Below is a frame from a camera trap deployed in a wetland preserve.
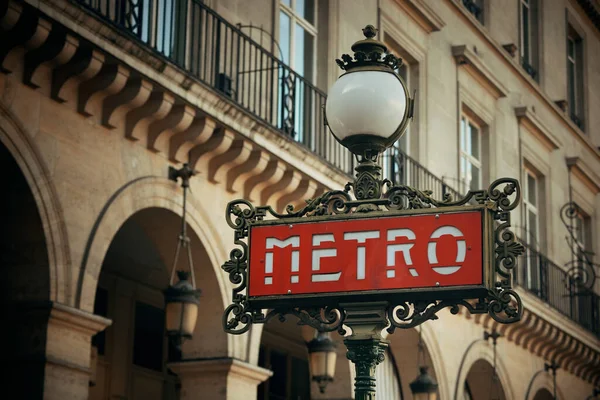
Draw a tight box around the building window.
[459,114,482,193]
[567,25,584,130]
[92,287,109,356]
[382,61,411,183]
[279,0,317,81]
[257,344,310,400]
[520,0,539,80]
[462,0,484,24]
[132,302,165,372]
[571,209,592,262]
[523,170,540,248]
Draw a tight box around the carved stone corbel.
[208,139,253,184]
[188,127,235,172]
[147,103,196,153]
[78,62,130,117]
[51,45,105,103]
[169,115,217,163]
[226,147,270,194]
[102,77,154,129]
[125,90,175,142]
[23,27,78,88]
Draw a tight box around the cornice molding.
[567,156,600,194]
[392,0,446,33]
[452,45,508,99]
[515,106,562,151]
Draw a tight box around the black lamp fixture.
[325,24,414,159]
[307,330,337,394]
[544,361,559,400]
[165,164,201,358]
[410,328,438,400]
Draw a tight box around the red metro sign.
[248,207,492,303]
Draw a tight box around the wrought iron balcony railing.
[515,241,600,336]
[76,0,353,173]
[381,148,462,200]
[76,0,471,200]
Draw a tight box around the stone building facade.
[1,0,599,399]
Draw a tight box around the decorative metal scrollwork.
[222,168,524,334]
[560,202,598,292]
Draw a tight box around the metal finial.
[362,25,378,39]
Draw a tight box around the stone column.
[3,301,111,400]
[169,357,272,400]
[44,303,112,399]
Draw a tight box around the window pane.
[295,23,305,75]
[295,24,314,79]
[132,302,165,372]
[522,5,530,61]
[469,123,479,159]
[568,59,576,112]
[568,37,575,58]
[92,287,108,356]
[269,350,287,399]
[295,0,315,24]
[279,12,291,64]
[281,0,291,6]
[290,357,310,399]
[528,209,538,245]
[471,164,480,190]
[527,173,536,206]
[460,117,466,151]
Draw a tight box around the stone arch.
[77,176,229,311]
[0,102,70,303]
[525,371,564,400]
[76,176,243,359]
[454,340,515,400]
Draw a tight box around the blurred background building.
[0,0,599,399]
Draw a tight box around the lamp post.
[221,25,523,400]
[165,164,201,359]
[307,331,337,394]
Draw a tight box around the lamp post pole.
[220,25,524,400]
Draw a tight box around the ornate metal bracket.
[221,158,524,335]
[560,202,598,293]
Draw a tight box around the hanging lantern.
[307,331,337,393]
[410,366,438,400]
[165,271,200,340]
[165,164,200,356]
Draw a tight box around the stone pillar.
[169,358,272,400]
[3,301,111,400]
[44,303,112,400]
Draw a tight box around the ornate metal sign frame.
[222,176,524,336]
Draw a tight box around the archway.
[1,140,50,397]
[89,207,226,400]
[462,359,507,400]
[532,388,554,400]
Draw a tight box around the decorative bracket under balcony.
[452,45,508,99]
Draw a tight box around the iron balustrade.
[381,148,461,201]
[76,0,468,197]
[515,241,600,336]
[76,0,353,174]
